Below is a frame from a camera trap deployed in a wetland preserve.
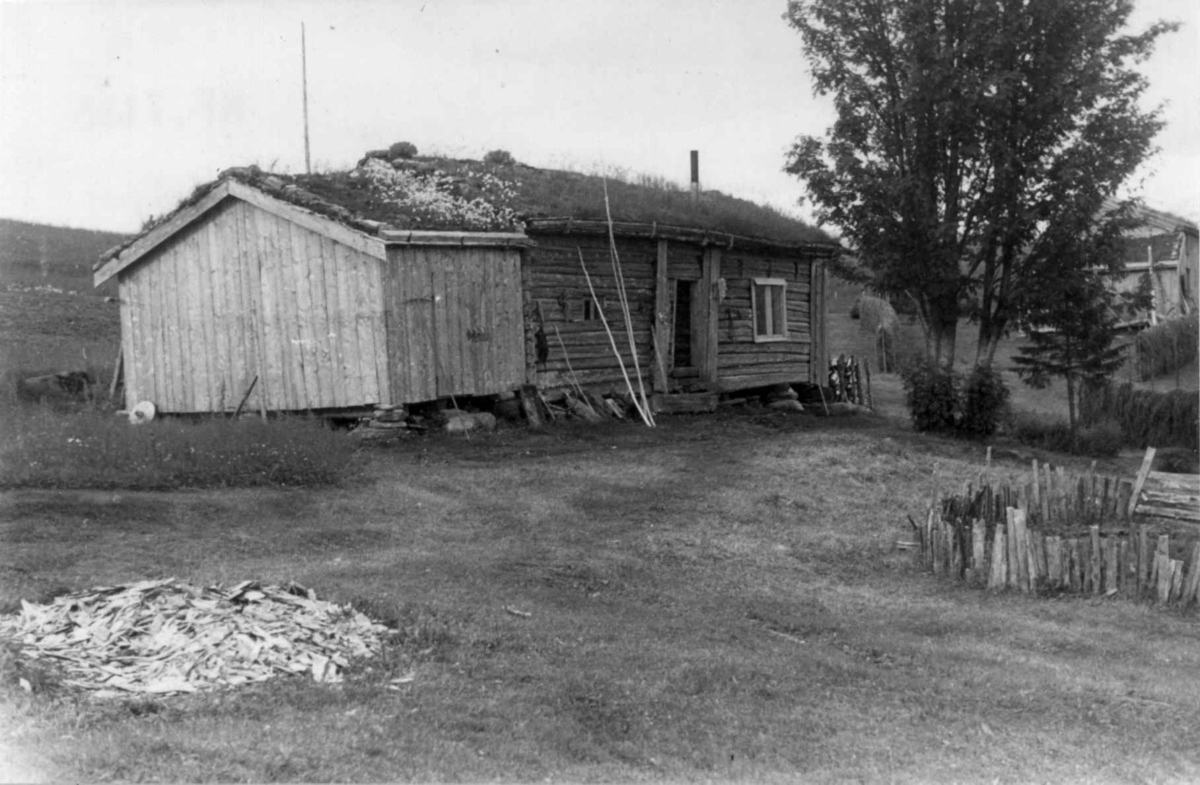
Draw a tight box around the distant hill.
[0,218,127,297]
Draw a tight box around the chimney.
[690,150,700,205]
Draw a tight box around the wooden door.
[384,246,524,402]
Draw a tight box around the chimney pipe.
[690,150,699,204]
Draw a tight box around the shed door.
[384,246,524,402]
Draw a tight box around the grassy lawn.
[2,412,1198,783]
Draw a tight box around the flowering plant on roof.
[357,158,522,231]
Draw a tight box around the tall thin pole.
[301,22,311,174]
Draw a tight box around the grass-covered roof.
[102,149,835,265]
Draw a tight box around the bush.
[1079,381,1199,451]
[0,410,358,490]
[1008,413,1124,457]
[900,359,960,433]
[387,141,418,160]
[483,149,515,166]
[1134,314,1198,380]
[960,365,1010,437]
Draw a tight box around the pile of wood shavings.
[0,578,392,699]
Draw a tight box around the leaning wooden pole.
[577,248,652,426]
[603,179,654,425]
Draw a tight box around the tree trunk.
[930,310,959,369]
[1066,372,1078,447]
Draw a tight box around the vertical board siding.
[118,284,137,407]
[195,221,219,410]
[331,242,362,406]
[117,198,390,413]
[159,241,182,409]
[383,245,524,402]
[182,229,205,410]
[252,205,285,410]
[206,217,230,409]
[276,217,306,407]
[351,242,382,404]
[319,234,345,408]
[367,249,390,405]
[231,202,263,412]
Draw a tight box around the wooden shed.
[95,153,839,415]
[94,177,530,414]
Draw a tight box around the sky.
[0,0,1196,235]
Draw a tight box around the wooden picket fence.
[916,460,1200,606]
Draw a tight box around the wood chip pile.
[0,578,392,699]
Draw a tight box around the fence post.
[1184,542,1200,606]
[971,520,986,584]
[989,528,1008,591]
[1155,535,1171,604]
[1138,525,1150,597]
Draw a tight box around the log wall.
[120,198,391,412]
[715,251,814,390]
[524,232,827,393]
[525,235,658,391]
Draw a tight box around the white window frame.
[751,277,788,342]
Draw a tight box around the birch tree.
[784,0,1176,368]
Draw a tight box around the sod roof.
[99,151,836,266]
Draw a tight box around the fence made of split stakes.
[916,460,1200,607]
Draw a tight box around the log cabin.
[94,151,840,415]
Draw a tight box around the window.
[582,298,603,322]
[751,278,787,342]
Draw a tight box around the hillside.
[0,219,126,296]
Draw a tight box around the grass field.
[2,414,1199,783]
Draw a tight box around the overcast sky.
[1,0,1196,234]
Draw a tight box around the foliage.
[483,149,515,166]
[1078,381,1199,451]
[354,158,522,231]
[960,364,1009,437]
[900,358,960,433]
[899,357,1009,437]
[1008,412,1124,457]
[387,141,418,160]
[1012,267,1135,432]
[1134,314,1199,381]
[784,0,1176,367]
[0,410,357,490]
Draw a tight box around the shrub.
[387,141,418,160]
[483,149,515,166]
[1133,314,1198,381]
[960,364,1010,437]
[0,409,358,490]
[900,359,960,433]
[1008,413,1123,457]
[1079,381,1199,451]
